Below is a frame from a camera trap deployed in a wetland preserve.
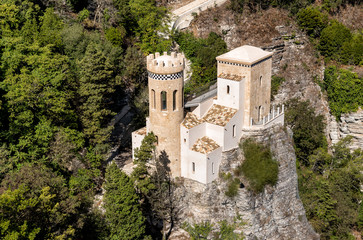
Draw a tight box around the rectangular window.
[212,162,214,174]
[184,138,186,143]
[233,125,236,137]
[192,162,195,173]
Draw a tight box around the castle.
[132,46,284,184]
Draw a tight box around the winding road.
[171,0,228,30]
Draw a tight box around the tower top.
[216,45,273,65]
[147,52,185,75]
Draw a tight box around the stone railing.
[251,105,285,128]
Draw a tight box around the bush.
[285,99,327,165]
[323,66,363,119]
[225,178,240,198]
[318,20,351,58]
[105,27,126,46]
[340,33,363,65]
[296,7,328,38]
[238,139,278,193]
[175,31,227,97]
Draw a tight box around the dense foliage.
[286,100,362,239]
[104,163,147,240]
[285,99,327,165]
[237,139,278,193]
[0,0,166,238]
[174,31,227,96]
[323,66,363,119]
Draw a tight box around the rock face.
[329,109,363,149]
[172,125,319,239]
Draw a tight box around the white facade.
[132,45,285,184]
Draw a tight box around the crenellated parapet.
[147,51,185,75]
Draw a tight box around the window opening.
[260,76,262,86]
[192,162,195,173]
[212,162,215,174]
[161,91,167,110]
[227,85,230,94]
[258,106,262,122]
[233,125,236,137]
[151,89,155,109]
[173,90,177,111]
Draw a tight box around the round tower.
[147,51,185,177]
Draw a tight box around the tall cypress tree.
[78,43,114,144]
[104,163,147,240]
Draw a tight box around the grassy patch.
[237,139,278,193]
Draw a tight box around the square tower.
[215,45,273,127]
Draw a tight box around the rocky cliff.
[171,125,319,239]
[329,108,363,150]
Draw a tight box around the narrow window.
[227,85,230,94]
[260,76,262,86]
[151,89,155,109]
[182,87,184,107]
[161,91,167,110]
[173,90,177,111]
[258,106,262,122]
[192,162,195,173]
[184,138,186,143]
[212,162,215,174]
[233,125,236,137]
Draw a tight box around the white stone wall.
[223,110,244,151]
[205,123,224,146]
[206,147,222,183]
[193,97,214,118]
[215,78,243,110]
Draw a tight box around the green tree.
[78,43,115,144]
[131,132,157,194]
[285,99,327,165]
[239,139,278,193]
[296,6,328,38]
[129,0,171,53]
[318,20,351,59]
[104,163,147,240]
[340,32,363,65]
[323,66,362,119]
[0,163,92,239]
[38,8,64,51]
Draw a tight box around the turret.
[147,51,185,177]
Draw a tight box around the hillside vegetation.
[0,0,362,239]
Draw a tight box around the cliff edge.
[172,125,319,239]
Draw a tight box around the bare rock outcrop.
[172,125,319,239]
[329,109,363,149]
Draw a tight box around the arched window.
[173,90,177,111]
[151,89,155,109]
[227,85,230,94]
[161,91,167,110]
[233,124,236,137]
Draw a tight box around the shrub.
[323,66,363,119]
[238,139,278,193]
[225,178,240,198]
[296,7,328,38]
[105,27,126,46]
[318,20,351,58]
[285,99,327,165]
[340,33,363,65]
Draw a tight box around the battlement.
[147,52,185,75]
